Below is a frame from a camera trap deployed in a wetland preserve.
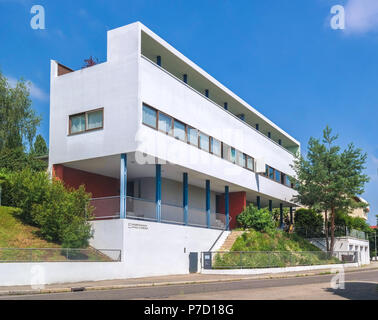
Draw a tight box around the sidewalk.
[1,262,377,297]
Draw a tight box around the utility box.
[203,252,212,269]
[189,252,198,273]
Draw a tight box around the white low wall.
[0,262,127,287]
[92,218,226,278]
[121,219,224,278]
[0,219,225,287]
[201,262,359,275]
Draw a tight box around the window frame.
[187,126,199,147]
[69,108,104,135]
[198,131,210,152]
[173,119,187,142]
[210,137,221,157]
[157,110,173,136]
[142,103,158,129]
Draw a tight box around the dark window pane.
[275,170,281,182]
[269,167,274,179]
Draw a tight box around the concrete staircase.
[218,231,244,252]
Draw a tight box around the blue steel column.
[257,196,261,210]
[120,153,127,219]
[206,180,210,228]
[225,186,229,230]
[183,173,188,225]
[156,164,161,222]
[269,200,273,213]
[280,203,284,228]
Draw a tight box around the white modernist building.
[48,22,305,277]
[49,21,300,231]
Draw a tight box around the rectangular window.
[285,175,291,187]
[269,167,274,180]
[222,143,231,161]
[70,113,86,134]
[158,112,173,135]
[211,138,221,157]
[236,151,245,167]
[69,108,103,135]
[275,170,281,183]
[187,127,198,146]
[265,164,269,176]
[173,120,186,141]
[230,148,236,164]
[142,104,157,128]
[246,156,254,171]
[87,110,103,130]
[199,132,210,152]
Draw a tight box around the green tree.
[291,126,369,254]
[294,208,324,238]
[0,71,41,151]
[237,204,276,233]
[32,134,48,156]
[2,168,94,248]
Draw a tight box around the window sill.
[68,127,103,136]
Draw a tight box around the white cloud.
[7,76,49,102]
[344,0,378,34]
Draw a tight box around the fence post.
[239,252,242,269]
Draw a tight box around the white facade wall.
[140,57,295,176]
[49,23,141,167]
[91,219,224,278]
[49,22,298,205]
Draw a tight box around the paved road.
[1,269,377,300]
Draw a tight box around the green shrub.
[1,168,93,248]
[236,204,275,233]
[1,168,50,225]
[294,208,324,238]
[31,182,93,247]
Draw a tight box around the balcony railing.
[90,196,229,230]
[203,250,360,270]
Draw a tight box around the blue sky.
[0,0,377,225]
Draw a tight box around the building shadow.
[326,282,378,300]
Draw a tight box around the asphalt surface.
[1,269,377,300]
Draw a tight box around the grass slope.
[231,229,320,252]
[0,206,59,248]
[0,206,111,262]
[214,229,339,269]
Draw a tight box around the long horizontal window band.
[69,108,104,135]
[264,164,294,188]
[142,102,293,188]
